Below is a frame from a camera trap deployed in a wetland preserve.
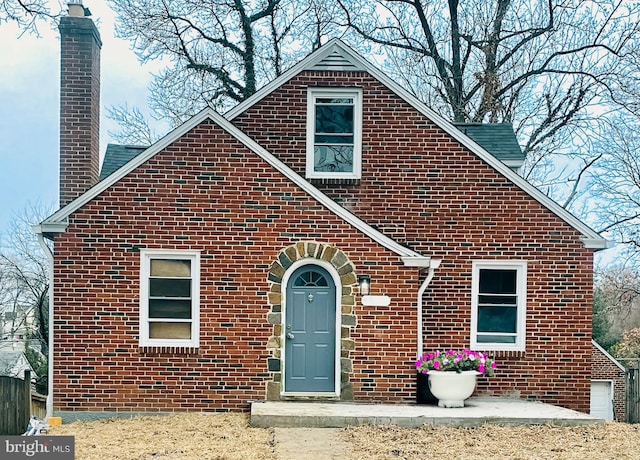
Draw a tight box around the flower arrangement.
[416,349,497,376]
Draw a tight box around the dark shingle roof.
[99,124,524,180]
[99,144,148,180]
[454,123,525,167]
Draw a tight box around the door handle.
[287,332,295,339]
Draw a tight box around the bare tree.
[0,0,59,35]
[0,202,51,389]
[595,266,640,341]
[588,114,640,262]
[336,0,639,208]
[107,0,338,136]
[106,104,161,147]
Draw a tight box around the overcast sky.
[0,1,159,238]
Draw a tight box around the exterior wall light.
[358,275,371,296]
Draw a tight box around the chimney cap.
[68,0,91,17]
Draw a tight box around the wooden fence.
[627,366,640,423]
[0,370,42,435]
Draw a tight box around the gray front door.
[284,265,336,393]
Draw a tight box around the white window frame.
[470,260,527,351]
[139,249,201,348]
[306,87,363,180]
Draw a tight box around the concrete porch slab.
[250,397,604,428]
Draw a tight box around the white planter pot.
[427,370,479,408]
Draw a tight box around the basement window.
[306,88,362,180]
[471,261,527,351]
[139,250,200,348]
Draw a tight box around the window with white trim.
[306,88,362,179]
[139,250,200,347]
[471,261,527,351]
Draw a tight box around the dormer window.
[306,88,362,179]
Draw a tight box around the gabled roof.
[39,109,431,266]
[41,39,605,251]
[592,340,625,372]
[226,39,605,249]
[0,350,35,379]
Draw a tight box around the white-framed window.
[139,250,200,348]
[471,261,527,351]
[306,88,363,179]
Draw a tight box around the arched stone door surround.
[265,241,357,401]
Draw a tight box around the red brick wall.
[53,71,596,415]
[592,343,626,421]
[233,71,596,413]
[52,120,421,413]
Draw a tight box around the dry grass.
[50,413,640,460]
[343,423,640,460]
[51,413,277,460]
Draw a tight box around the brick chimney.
[59,0,102,207]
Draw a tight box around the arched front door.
[284,264,337,393]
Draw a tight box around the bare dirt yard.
[51,412,640,460]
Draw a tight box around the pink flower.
[478,364,485,374]
[491,362,497,369]
[433,361,440,370]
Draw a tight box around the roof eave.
[33,222,68,240]
[582,237,610,250]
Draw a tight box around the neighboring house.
[0,305,35,352]
[36,4,606,421]
[0,350,35,381]
[591,340,626,421]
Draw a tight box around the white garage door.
[591,380,614,420]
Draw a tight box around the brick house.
[591,340,626,421]
[36,5,606,421]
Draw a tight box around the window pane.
[149,322,191,339]
[149,278,191,297]
[314,145,354,173]
[294,270,329,287]
[149,299,192,319]
[478,306,517,333]
[315,104,354,134]
[479,269,516,294]
[150,259,191,277]
[317,97,354,105]
[477,334,516,344]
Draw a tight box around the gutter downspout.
[35,226,54,420]
[417,259,441,359]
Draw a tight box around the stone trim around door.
[265,241,357,401]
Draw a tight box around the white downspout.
[35,227,54,420]
[417,259,441,358]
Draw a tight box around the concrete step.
[250,397,604,428]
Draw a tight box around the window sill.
[308,178,361,186]
[138,346,199,356]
